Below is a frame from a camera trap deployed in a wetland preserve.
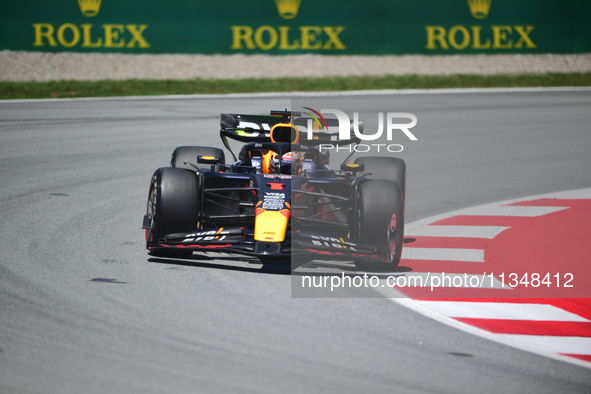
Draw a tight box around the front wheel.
[354,180,404,270]
[146,167,200,258]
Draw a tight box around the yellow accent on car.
[254,209,290,242]
[270,123,300,144]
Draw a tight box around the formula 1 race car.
[143,110,406,268]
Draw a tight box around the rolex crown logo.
[78,0,102,17]
[275,0,301,20]
[467,0,492,19]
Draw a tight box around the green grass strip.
[1,73,590,100]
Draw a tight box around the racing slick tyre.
[146,167,199,258]
[354,156,406,201]
[171,146,226,172]
[354,179,404,271]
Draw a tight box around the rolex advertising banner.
[1,0,590,55]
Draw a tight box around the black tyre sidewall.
[356,179,404,269]
[354,156,406,201]
[147,167,199,246]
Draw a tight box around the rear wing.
[219,110,365,161]
[220,112,364,144]
[220,113,285,143]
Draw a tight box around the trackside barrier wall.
[1,0,590,54]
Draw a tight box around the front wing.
[147,227,389,262]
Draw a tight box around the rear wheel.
[146,167,199,258]
[354,180,404,270]
[171,146,225,172]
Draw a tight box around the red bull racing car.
[143,110,406,268]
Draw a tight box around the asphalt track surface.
[1,88,591,393]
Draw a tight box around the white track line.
[2,86,591,104]
[405,225,509,238]
[462,205,569,217]
[411,300,590,322]
[404,188,591,233]
[401,247,485,262]
[496,335,591,355]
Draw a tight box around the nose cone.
[254,209,290,242]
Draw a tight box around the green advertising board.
[1,0,590,54]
